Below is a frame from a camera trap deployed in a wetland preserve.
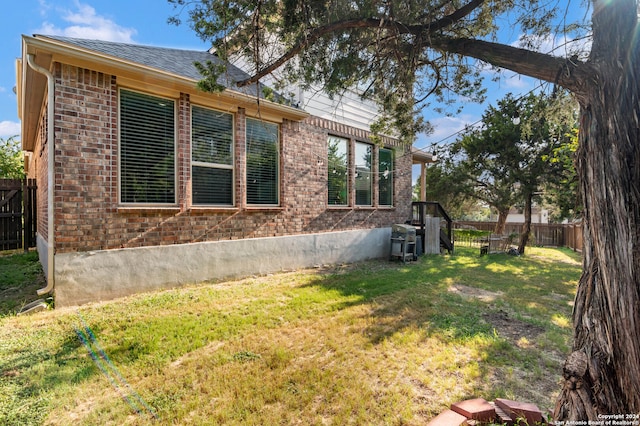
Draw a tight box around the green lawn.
[0,250,47,315]
[0,246,581,425]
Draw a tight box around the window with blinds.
[191,106,234,205]
[355,142,372,206]
[119,89,176,204]
[327,136,349,206]
[246,118,279,205]
[378,148,394,206]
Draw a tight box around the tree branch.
[236,0,486,87]
[427,37,595,97]
[236,18,383,87]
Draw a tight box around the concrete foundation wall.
[53,228,392,307]
[37,235,49,280]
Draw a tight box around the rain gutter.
[26,53,55,296]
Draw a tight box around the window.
[191,106,234,205]
[355,142,372,206]
[246,118,279,205]
[119,89,175,204]
[327,136,349,206]
[378,148,394,206]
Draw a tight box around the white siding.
[296,85,380,131]
[229,54,381,131]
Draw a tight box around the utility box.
[390,224,417,262]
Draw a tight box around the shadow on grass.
[297,246,579,403]
[301,246,579,341]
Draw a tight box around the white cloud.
[513,33,592,60]
[426,114,480,145]
[35,1,136,43]
[0,121,21,139]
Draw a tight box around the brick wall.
[49,63,413,253]
[33,99,49,241]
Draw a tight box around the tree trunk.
[494,207,509,235]
[553,0,640,418]
[518,192,532,254]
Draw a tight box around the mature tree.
[0,136,24,179]
[448,120,520,235]
[543,127,581,222]
[170,0,640,417]
[438,91,576,246]
[499,91,576,253]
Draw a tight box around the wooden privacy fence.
[454,220,583,252]
[0,179,37,251]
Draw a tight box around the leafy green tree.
[450,98,522,236]
[543,128,580,222]
[0,136,24,179]
[171,0,640,416]
[442,91,576,248]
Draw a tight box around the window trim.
[327,135,350,207]
[190,104,236,207]
[354,141,373,207]
[118,87,178,206]
[245,117,281,207]
[378,147,394,207]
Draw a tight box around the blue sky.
[1,0,207,138]
[2,0,588,155]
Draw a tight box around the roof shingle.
[39,35,271,100]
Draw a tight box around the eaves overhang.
[19,34,309,151]
[412,147,437,164]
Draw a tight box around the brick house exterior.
[18,34,425,307]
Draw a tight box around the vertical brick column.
[54,64,116,251]
[235,108,246,209]
[178,93,191,211]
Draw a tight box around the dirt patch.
[483,310,545,345]
[447,284,503,302]
[447,285,545,344]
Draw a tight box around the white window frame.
[191,105,235,206]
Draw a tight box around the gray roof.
[39,35,278,101]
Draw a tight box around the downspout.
[26,54,55,296]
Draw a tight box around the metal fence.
[454,220,583,252]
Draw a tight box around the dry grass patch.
[1,247,581,425]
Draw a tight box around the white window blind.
[191,106,234,205]
[378,148,394,206]
[246,118,279,205]
[119,89,175,204]
[327,136,349,206]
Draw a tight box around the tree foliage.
[415,157,482,220]
[0,136,24,179]
[432,91,577,236]
[168,0,585,142]
[542,127,580,222]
